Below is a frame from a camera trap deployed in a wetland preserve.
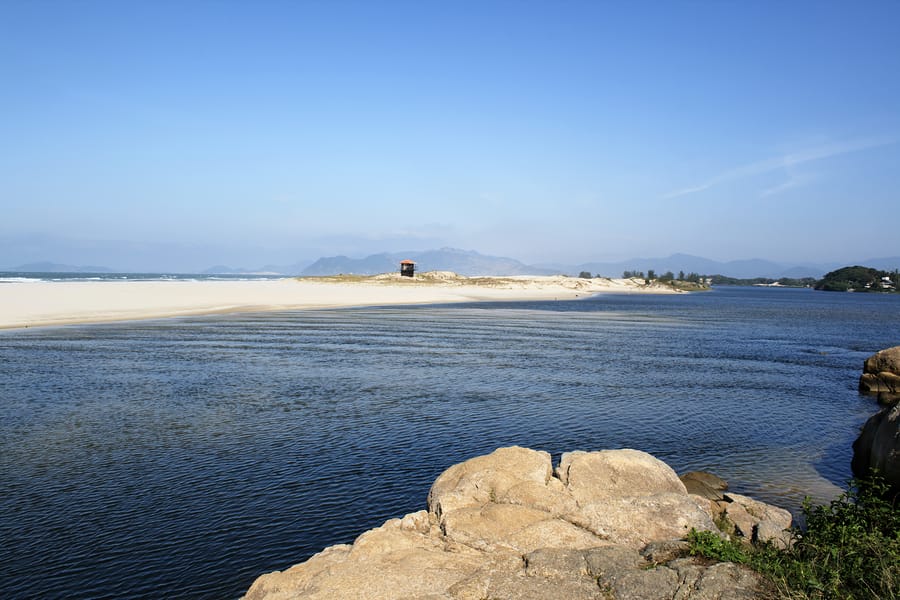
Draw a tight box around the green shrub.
[775,476,900,599]
[687,475,900,599]
[687,529,749,563]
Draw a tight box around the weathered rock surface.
[864,346,900,375]
[717,493,793,548]
[243,447,785,600]
[859,345,900,404]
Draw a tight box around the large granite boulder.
[243,446,785,600]
[552,450,714,549]
[853,403,900,493]
[859,346,900,404]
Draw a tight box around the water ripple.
[1,288,899,598]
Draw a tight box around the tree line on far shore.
[623,269,705,284]
[577,269,706,284]
[575,265,899,292]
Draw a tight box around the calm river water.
[1,286,898,599]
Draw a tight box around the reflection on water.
[0,286,897,599]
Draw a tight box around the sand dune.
[0,273,681,330]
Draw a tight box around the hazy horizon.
[2,2,899,270]
[3,232,899,275]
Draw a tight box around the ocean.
[0,272,285,283]
[1,286,898,599]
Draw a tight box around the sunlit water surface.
[1,287,898,599]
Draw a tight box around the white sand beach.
[0,273,682,330]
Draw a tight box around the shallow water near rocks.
[1,286,898,599]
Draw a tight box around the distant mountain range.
[300,250,900,279]
[5,251,899,279]
[300,248,557,276]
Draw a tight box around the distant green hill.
[815,266,898,292]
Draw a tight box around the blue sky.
[2,1,899,270]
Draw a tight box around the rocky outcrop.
[853,347,900,494]
[859,346,900,404]
[853,403,900,493]
[244,447,788,600]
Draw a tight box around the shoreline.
[0,275,681,330]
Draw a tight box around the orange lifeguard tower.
[399,259,416,277]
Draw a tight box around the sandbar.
[0,273,681,330]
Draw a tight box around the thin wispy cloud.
[662,136,897,200]
[759,172,813,198]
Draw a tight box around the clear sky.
[2,1,899,270]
